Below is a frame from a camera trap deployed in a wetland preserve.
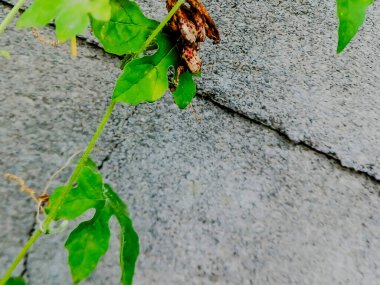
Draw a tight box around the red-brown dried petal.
[178,8,198,43]
[169,16,179,31]
[182,45,202,73]
[186,0,220,44]
[166,0,177,10]
[192,9,206,42]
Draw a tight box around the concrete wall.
[1,1,379,284]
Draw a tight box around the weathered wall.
[1,1,380,284]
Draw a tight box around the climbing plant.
[0,0,375,284]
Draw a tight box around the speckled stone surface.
[5,0,380,179]
[1,2,380,285]
[194,0,380,180]
[139,0,380,180]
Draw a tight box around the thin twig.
[31,28,61,47]
[4,173,39,203]
[42,149,83,195]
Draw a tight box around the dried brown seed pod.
[186,0,220,44]
[191,8,206,42]
[182,45,202,73]
[166,0,220,74]
[178,8,198,44]
[166,0,220,44]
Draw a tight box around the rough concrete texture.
[6,0,380,179]
[196,0,380,180]
[138,0,380,180]
[1,2,380,285]
[22,97,380,285]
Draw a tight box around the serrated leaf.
[337,0,374,53]
[91,0,158,55]
[104,184,139,285]
[65,205,112,284]
[17,0,111,41]
[46,167,105,220]
[4,277,26,285]
[113,33,179,104]
[172,71,197,109]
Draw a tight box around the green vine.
[0,0,187,284]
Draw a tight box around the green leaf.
[17,0,62,28]
[91,0,158,55]
[0,50,11,59]
[45,161,139,284]
[65,205,113,284]
[46,167,105,220]
[337,0,374,53]
[119,216,139,285]
[172,71,197,109]
[5,277,26,285]
[113,33,179,104]
[54,3,90,41]
[83,157,99,172]
[104,184,139,285]
[17,0,111,41]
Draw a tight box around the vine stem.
[0,1,184,283]
[0,101,116,285]
[0,0,27,34]
[71,37,77,59]
[136,0,184,55]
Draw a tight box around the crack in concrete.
[1,1,379,185]
[20,212,37,278]
[98,106,138,171]
[200,93,380,185]
[0,0,12,8]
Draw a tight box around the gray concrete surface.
[1,2,380,285]
[136,0,380,180]
[196,0,380,180]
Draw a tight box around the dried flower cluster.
[166,0,220,75]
